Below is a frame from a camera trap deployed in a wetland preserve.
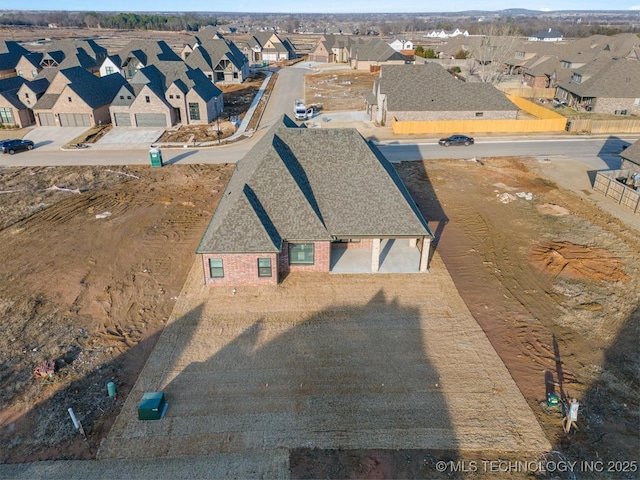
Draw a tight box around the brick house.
[369,63,519,125]
[349,38,410,71]
[309,34,354,63]
[31,66,126,127]
[183,36,250,84]
[0,76,32,127]
[196,115,434,287]
[109,63,223,128]
[99,39,183,79]
[0,40,31,79]
[556,58,640,115]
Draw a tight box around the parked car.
[1,139,34,155]
[438,135,474,147]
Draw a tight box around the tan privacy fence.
[566,118,640,134]
[593,169,640,214]
[392,95,567,135]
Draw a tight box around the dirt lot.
[1,154,638,477]
[305,69,376,112]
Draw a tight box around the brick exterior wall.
[201,253,278,287]
[391,109,518,121]
[593,97,640,116]
[523,74,549,88]
[332,238,373,250]
[166,84,187,125]
[278,241,331,275]
[130,86,174,127]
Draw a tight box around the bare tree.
[467,24,522,84]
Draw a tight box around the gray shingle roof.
[351,38,408,63]
[558,58,640,98]
[621,140,640,165]
[379,63,518,112]
[197,116,432,254]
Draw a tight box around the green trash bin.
[149,147,163,168]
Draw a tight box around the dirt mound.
[529,241,630,283]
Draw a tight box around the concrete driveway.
[90,127,165,150]
[23,126,88,151]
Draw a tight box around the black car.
[438,135,474,147]
[1,139,34,154]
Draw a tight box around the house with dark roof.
[0,40,31,79]
[99,39,183,79]
[529,28,563,42]
[37,39,107,75]
[109,63,223,128]
[308,34,353,63]
[31,66,126,127]
[370,63,518,125]
[350,38,410,71]
[556,58,640,115]
[239,32,297,65]
[621,140,640,171]
[184,37,249,84]
[196,116,434,286]
[0,76,33,127]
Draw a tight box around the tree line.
[0,11,225,31]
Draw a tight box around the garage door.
[59,113,91,127]
[135,113,166,127]
[114,113,132,127]
[38,112,55,126]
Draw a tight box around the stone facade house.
[370,63,518,125]
[0,76,32,127]
[349,38,409,71]
[556,58,640,115]
[37,39,107,75]
[196,116,433,287]
[109,63,223,128]
[31,66,126,127]
[0,40,31,79]
[99,39,183,79]
[308,34,353,63]
[184,37,249,84]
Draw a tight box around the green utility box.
[138,391,167,420]
[149,148,163,168]
[546,393,560,408]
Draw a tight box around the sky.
[2,1,640,13]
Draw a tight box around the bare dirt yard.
[305,69,376,112]
[1,155,638,478]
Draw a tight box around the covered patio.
[330,238,428,274]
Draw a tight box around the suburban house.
[0,76,32,127]
[196,115,434,287]
[235,31,297,65]
[0,40,31,79]
[529,28,563,42]
[555,58,640,115]
[14,52,44,81]
[308,34,353,63]
[370,63,519,124]
[34,39,107,76]
[184,37,250,84]
[349,38,410,71]
[389,39,414,52]
[109,63,223,128]
[426,29,469,39]
[99,39,183,79]
[620,140,640,170]
[30,66,127,127]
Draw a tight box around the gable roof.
[197,116,431,254]
[531,28,563,40]
[558,58,640,98]
[116,39,182,68]
[378,63,518,112]
[351,38,408,62]
[621,140,640,166]
[0,40,30,70]
[128,63,222,101]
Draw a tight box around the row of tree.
[0,11,225,31]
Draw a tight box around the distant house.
[370,63,518,125]
[389,39,414,52]
[196,116,433,286]
[109,63,223,128]
[31,66,126,127]
[425,29,469,39]
[308,34,353,63]
[184,37,250,84]
[99,39,183,79]
[349,38,410,71]
[529,28,563,42]
[556,58,640,115]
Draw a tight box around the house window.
[289,243,314,265]
[17,70,23,77]
[25,93,29,99]
[475,112,483,117]
[127,95,131,100]
[176,95,181,99]
[145,96,150,103]
[614,110,628,116]
[208,258,224,278]
[169,95,174,99]
[0,107,14,124]
[68,97,72,102]
[119,95,124,100]
[105,66,114,75]
[31,70,37,78]
[634,98,640,106]
[257,258,272,277]
[189,102,200,120]
[233,72,238,79]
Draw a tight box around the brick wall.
[593,97,640,116]
[201,253,278,287]
[278,241,331,275]
[130,85,174,127]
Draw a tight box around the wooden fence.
[392,95,567,135]
[566,118,640,134]
[497,86,557,99]
[593,169,640,214]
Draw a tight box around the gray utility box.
[138,391,167,420]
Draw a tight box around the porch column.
[371,238,381,272]
[409,238,417,248]
[419,237,431,272]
